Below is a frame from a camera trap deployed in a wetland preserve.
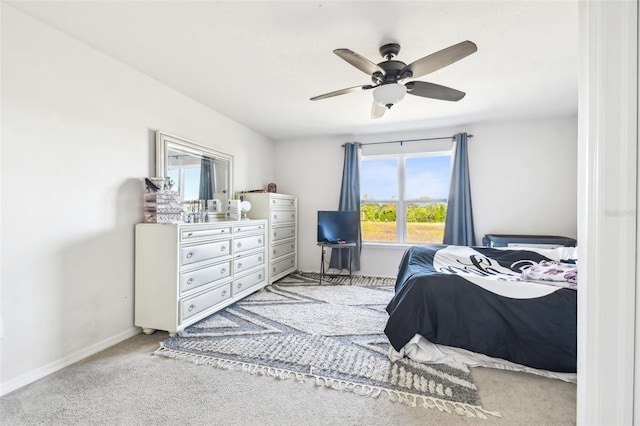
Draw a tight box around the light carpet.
[156,273,500,419]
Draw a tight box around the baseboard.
[0,327,140,397]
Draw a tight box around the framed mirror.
[156,131,233,219]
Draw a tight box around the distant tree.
[361,203,448,223]
[406,203,447,223]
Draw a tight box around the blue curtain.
[199,156,215,200]
[329,143,362,271]
[443,133,476,246]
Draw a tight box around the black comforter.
[384,245,577,373]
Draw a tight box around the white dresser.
[134,220,267,335]
[243,193,297,283]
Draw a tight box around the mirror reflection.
[156,131,233,220]
[166,147,229,202]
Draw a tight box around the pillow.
[521,260,577,290]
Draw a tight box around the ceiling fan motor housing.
[372,60,407,85]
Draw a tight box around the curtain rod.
[343,134,473,147]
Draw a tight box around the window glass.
[167,168,179,191]
[405,156,451,200]
[360,152,451,244]
[406,202,448,243]
[167,165,201,203]
[182,168,200,201]
[360,203,397,242]
[360,158,398,200]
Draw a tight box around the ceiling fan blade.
[405,81,466,101]
[401,40,477,79]
[371,102,386,119]
[334,49,385,76]
[310,85,374,101]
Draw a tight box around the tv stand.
[317,242,356,284]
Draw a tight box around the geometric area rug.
[156,272,500,419]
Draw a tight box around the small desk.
[318,242,356,284]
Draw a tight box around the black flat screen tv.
[317,210,359,244]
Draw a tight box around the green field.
[361,221,445,243]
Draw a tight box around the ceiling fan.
[310,40,477,119]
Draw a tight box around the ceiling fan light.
[373,83,407,108]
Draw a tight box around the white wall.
[1,5,274,394]
[275,115,577,277]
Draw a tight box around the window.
[167,165,200,201]
[360,152,451,244]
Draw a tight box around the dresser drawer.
[234,251,265,274]
[271,209,296,224]
[272,240,296,259]
[180,283,231,322]
[233,268,266,295]
[234,234,265,253]
[271,254,296,277]
[180,240,230,266]
[179,261,231,294]
[181,227,231,241]
[272,224,296,242]
[180,240,231,266]
[270,197,296,208]
[233,223,265,234]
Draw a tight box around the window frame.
[360,150,452,245]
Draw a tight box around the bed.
[384,244,577,380]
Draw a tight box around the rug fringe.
[155,345,501,419]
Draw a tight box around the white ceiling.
[8,1,579,141]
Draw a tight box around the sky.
[360,155,452,201]
[168,167,200,200]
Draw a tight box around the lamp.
[240,200,252,220]
[373,83,407,109]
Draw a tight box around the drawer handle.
[274,214,278,220]
[258,239,263,244]
[187,278,194,285]
[258,274,263,279]
[290,229,294,234]
[238,283,243,289]
[186,252,194,259]
[221,246,227,252]
[237,242,242,248]
[188,304,196,312]
[187,232,193,237]
[290,259,294,264]
[272,267,277,272]
[222,290,227,296]
[273,232,277,237]
[258,257,262,262]
[273,249,277,255]
[272,200,276,204]
[237,262,243,269]
[220,268,226,274]
[221,229,226,233]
